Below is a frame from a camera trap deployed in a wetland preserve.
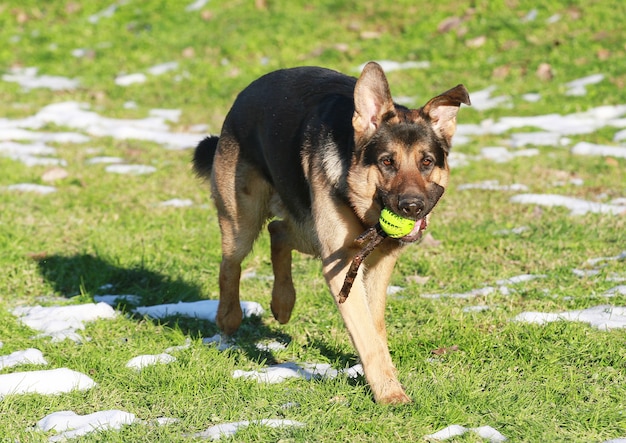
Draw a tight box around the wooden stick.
[337,224,387,303]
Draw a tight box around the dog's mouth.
[398,217,428,243]
[375,191,437,243]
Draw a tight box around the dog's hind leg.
[268,220,296,324]
[211,137,272,335]
[268,216,317,324]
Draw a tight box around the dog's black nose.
[398,197,424,218]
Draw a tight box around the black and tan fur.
[193,62,470,404]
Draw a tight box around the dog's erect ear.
[421,84,471,145]
[352,62,397,140]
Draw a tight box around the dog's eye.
[380,156,394,167]
[422,157,434,167]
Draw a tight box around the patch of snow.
[0,141,66,166]
[425,424,506,442]
[189,123,210,133]
[233,362,363,384]
[387,285,404,295]
[510,194,625,216]
[126,353,176,370]
[28,101,199,150]
[447,151,470,168]
[135,300,264,322]
[498,286,512,296]
[565,74,605,96]
[510,132,569,147]
[552,177,584,187]
[86,156,125,164]
[0,368,95,398]
[521,93,541,102]
[22,157,65,167]
[468,86,512,111]
[12,302,117,342]
[572,269,601,278]
[159,198,193,207]
[468,104,626,137]
[149,108,181,122]
[164,338,192,353]
[255,341,287,352]
[186,0,210,12]
[425,424,467,440]
[115,73,147,86]
[546,14,561,24]
[571,141,626,158]
[607,273,626,283]
[474,426,508,442]
[2,67,79,91]
[614,129,626,142]
[0,140,56,156]
[71,48,90,58]
[105,164,157,175]
[587,251,626,266]
[496,274,546,285]
[425,275,545,300]
[37,410,136,442]
[521,9,538,22]
[458,180,528,191]
[192,419,305,440]
[0,348,47,370]
[5,183,57,194]
[514,305,626,331]
[604,286,626,297]
[479,146,539,163]
[88,3,119,24]
[147,62,179,76]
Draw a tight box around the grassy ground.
[1,0,625,441]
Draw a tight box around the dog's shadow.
[36,253,198,305]
[35,253,351,366]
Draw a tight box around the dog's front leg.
[314,203,411,404]
[363,246,402,350]
[325,250,411,404]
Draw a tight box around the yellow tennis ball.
[379,208,416,238]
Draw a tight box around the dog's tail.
[192,135,219,179]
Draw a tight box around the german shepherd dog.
[193,62,469,404]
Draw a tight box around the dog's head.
[347,61,470,242]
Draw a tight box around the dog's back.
[194,67,357,221]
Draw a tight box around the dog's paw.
[270,303,292,324]
[377,389,412,405]
[372,378,412,405]
[270,297,295,324]
[216,303,243,335]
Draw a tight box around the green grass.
[1,0,626,441]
